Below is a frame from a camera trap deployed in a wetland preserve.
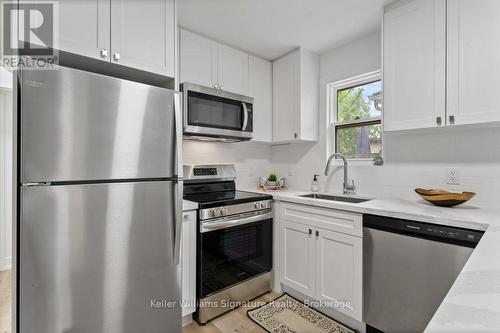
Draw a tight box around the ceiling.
[178,0,394,60]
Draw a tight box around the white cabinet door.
[110,0,175,76]
[179,29,218,88]
[447,0,500,126]
[217,44,249,95]
[273,52,299,142]
[181,210,196,317]
[383,0,446,131]
[249,56,273,142]
[315,228,362,321]
[281,220,315,297]
[31,0,110,60]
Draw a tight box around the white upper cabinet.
[384,0,500,131]
[43,0,175,76]
[273,48,319,142]
[217,45,249,95]
[249,55,273,142]
[111,0,175,76]
[179,28,249,95]
[56,0,110,61]
[447,0,500,126]
[179,29,218,88]
[273,51,298,142]
[383,0,446,131]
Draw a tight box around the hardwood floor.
[0,270,12,333]
[182,292,280,333]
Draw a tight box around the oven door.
[183,83,253,141]
[198,211,272,299]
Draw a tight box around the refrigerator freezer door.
[20,181,181,333]
[20,67,177,183]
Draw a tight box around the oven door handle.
[201,211,272,233]
[242,102,248,131]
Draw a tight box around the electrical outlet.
[446,168,461,185]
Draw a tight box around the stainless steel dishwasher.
[363,214,484,333]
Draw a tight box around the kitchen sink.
[299,193,370,203]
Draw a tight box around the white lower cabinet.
[181,210,197,317]
[315,229,362,321]
[279,203,362,321]
[282,220,316,296]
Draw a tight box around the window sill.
[326,158,378,166]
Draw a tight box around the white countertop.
[242,189,500,332]
[182,199,198,211]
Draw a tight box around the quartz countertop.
[241,189,500,332]
[182,199,198,211]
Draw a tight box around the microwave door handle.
[242,102,248,131]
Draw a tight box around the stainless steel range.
[183,165,273,324]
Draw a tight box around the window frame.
[327,70,382,162]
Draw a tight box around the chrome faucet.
[324,153,356,195]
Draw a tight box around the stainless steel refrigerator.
[17,66,183,333]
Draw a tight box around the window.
[328,72,382,160]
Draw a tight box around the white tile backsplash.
[183,131,500,208]
[271,128,500,208]
[183,140,274,189]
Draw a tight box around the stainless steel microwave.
[182,82,254,142]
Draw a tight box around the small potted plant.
[267,173,278,187]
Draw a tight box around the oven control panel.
[200,200,273,220]
[193,168,217,176]
[184,164,236,182]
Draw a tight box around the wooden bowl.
[415,189,476,207]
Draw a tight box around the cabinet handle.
[214,84,218,89]
[308,229,312,235]
[315,230,319,237]
[220,85,223,91]
[113,53,121,62]
[100,49,108,58]
[449,115,455,125]
[436,117,442,126]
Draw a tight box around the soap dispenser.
[311,174,320,192]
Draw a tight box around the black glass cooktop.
[183,181,272,208]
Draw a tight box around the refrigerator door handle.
[174,93,183,179]
[173,180,183,265]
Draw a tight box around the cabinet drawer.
[279,202,362,237]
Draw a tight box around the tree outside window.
[329,72,382,159]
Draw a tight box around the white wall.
[0,87,13,271]
[271,31,500,209]
[183,140,274,189]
